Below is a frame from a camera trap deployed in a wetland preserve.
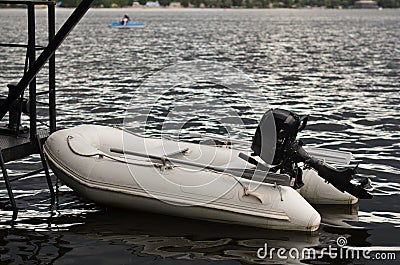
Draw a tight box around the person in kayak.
[120,14,131,26]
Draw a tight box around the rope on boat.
[274,182,283,201]
[67,135,165,168]
[67,135,272,204]
[189,164,269,204]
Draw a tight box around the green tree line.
[63,0,399,8]
[2,0,399,8]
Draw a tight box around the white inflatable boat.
[44,109,372,232]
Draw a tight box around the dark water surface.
[0,8,399,264]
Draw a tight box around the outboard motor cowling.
[250,108,373,199]
[251,109,307,165]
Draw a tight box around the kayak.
[108,21,145,28]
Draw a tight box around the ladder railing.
[0,0,94,135]
[0,1,56,137]
[0,0,95,220]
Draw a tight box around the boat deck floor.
[0,126,48,163]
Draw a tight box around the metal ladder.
[0,0,95,220]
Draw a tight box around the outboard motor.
[251,108,373,199]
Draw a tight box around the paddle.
[189,132,249,145]
[110,148,290,186]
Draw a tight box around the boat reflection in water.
[66,208,320,264]
[0,185,367,265]
[62,203,365,264]
[315,204,360,228]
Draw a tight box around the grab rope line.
[67,135,165,168]
[189,164,268,204]
[67,135,271,204]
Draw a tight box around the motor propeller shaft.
[294,143,373,199]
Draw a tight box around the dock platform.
[0,128,48,163]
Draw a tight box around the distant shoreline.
[0,6,400,11]
[1,7,398,10]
